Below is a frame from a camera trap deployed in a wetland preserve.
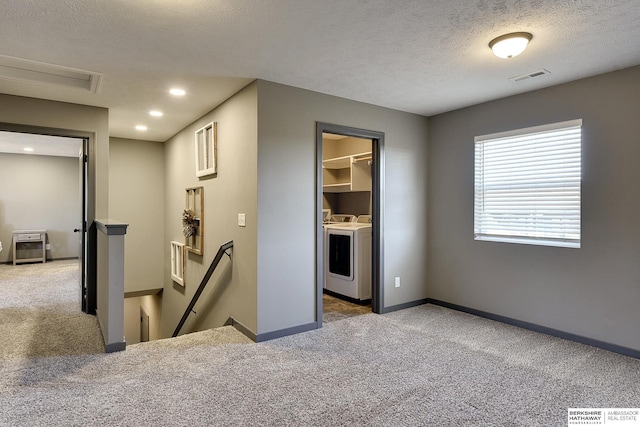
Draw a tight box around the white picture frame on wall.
[170,241,185,286]
[195,121,217,177]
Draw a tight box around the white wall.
[427,65,640,352]
[109,137,165,294]
[256,80,429,335]
[0,153,79,263]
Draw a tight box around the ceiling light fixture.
[23,147,34,152]
[149,110,163,117]
[135,125,148,131]
[169,88,186,96]
[489,32,533,59]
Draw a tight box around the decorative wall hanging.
[184,186,204,255]
[195,122,217,178]
[170,241,185,286]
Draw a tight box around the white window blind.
[474,119,582,248]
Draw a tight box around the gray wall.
[256,80,429,335]
[0,153,79,263]
[109,138,165,294]
[124,294,162,345]
[427,65,640,352]
[160,82,258,338]
[0,94,109,219]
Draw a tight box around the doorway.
[316,122,384,326]
[0,125,91,313]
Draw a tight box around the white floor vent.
[0,54,102,93]
[509,69,551,83]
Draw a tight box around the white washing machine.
[322,214,356,290]
[324,215,372,301]
[323,214,356,226]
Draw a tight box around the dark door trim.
[316,122,385,326]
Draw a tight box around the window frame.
[474,119,582,249]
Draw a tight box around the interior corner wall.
[160,82,258,338]
[256,80,429,335]
[427,65,640,352]
[0,153,79,263]
[124,294,162,345]
[109,137,164,294]
[140,294,162,341]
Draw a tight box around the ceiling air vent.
[0,54,102,93]
[509,69,551,83]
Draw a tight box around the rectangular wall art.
[184,186,204,255]
[195,122,217,177]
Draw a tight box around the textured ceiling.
[0,0,639,142]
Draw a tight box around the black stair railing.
[172,240,233,337]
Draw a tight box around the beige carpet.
[2,304,640,425]
[2,261,640,426]
[0,260,104,359]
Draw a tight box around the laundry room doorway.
[316,122,384,326]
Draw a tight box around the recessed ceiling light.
[169,88,186,96]
[23,147,34,152]
[489,32,533,59]
[149,110,163,117]
[135,125,148,131]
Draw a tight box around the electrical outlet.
[238,213,246,227]
[45,244,51,250]
[395,277,401,288]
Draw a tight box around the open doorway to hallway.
[316,123,385,326]
[0,130,86,307]
[0,130,98,355]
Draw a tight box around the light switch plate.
[238,213,246,227]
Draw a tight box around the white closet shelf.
[322,151,372,193]
[322,183,352,193]
[322,151,372,169]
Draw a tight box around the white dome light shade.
[489,32,533,59]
